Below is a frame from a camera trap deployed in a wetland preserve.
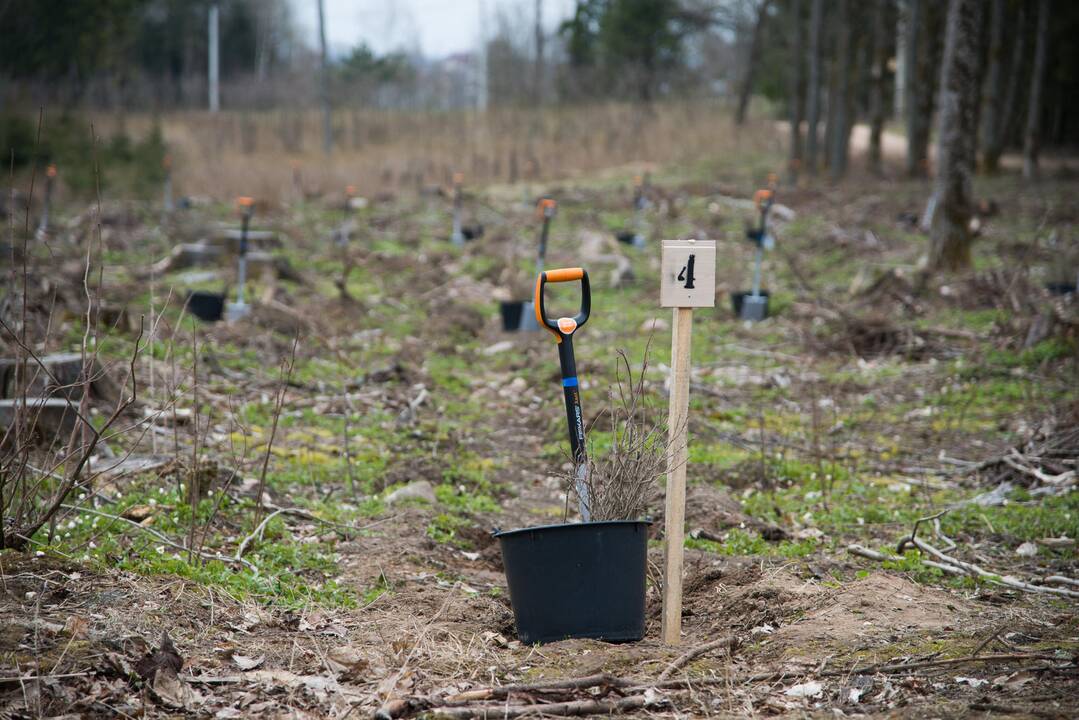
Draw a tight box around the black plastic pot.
[494,520,650,644]
[1046,281,1076,296]
[500,301,526,331]
[186,291,225,322]
[730,290,770,320]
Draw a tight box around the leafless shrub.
[562,343,671,522]
[1,126,143,550]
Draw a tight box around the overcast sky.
[289,0,578,59]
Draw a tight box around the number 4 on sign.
[677,255,696,288]
[661,239,715,308]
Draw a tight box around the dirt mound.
[678,565,823,636]
[769,573,977,660]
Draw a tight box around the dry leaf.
[999,670,1037,689]
[121,505,155,522]
[152,667,203,709]
[135,631,184,681]
[63,615,89,639]
[326,646,369,678]
[231,654,265,671]
[784,681,823,698]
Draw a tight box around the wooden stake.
[658,237,714,645]
[662,306,692,644]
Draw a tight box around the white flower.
[156,546,166,554]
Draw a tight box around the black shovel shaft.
[558,336,586,465]
[535,267,591,464]
[239,212,250,256]
[538,216,551,265]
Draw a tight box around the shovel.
[615,174,648,248]
[501,198,556,332]
[188,197,254,323]
[225,197,255,321]
[733,179,776,322]
[535,267,592,521]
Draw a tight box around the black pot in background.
[499,300,539,332]
[186,291,225,322]
[500,301,525,331]
[731,290,770,320]
[1046,282,1076,296]
[494,520,650,644]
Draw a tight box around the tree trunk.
[208,2,220,113]
[868,0,888,174]
[829,0,851,181]
[789,0,806,181]
[317,0,332,155]
[805,0,824,174]
[894,0,907,119]
[979,0,1005,172]
[1023,0,1050,180]
[534,0,545,104]
[735,0,771,126]
[906,0,931,177]
[927,0,984,274]
[996,3,1027,158]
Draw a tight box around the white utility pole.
[209,1,220,112]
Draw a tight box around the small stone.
[1015,541,1038,557]
[640,318,669,333]
[385,480,436,505]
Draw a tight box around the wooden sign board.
[660,239,717,308]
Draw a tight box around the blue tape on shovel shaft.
[562,376,578,387]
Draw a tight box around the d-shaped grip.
[534,268,590,342]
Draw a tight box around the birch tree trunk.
[735,0,771,126]
[927,0,984,274]
[894,0,907,119]
[980,0,1005,172]
[868,0,889,174]
[805,0,824,175]
[1023,0,1050,180]
[789,0,806,181]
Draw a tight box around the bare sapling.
[563,344,670,522]
[1,123,144,550]
[254,333,299,525]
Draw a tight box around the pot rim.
[492,518,652,539]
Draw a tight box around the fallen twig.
[444,673,630,703]
[903,535,1079,598]
[428,694,657,719]
[657,635,738,681]
[847,544,889,561]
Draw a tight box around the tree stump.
[0,398,79,442]
[0,353,117,402]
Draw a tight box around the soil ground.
[2,140,1078,718]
